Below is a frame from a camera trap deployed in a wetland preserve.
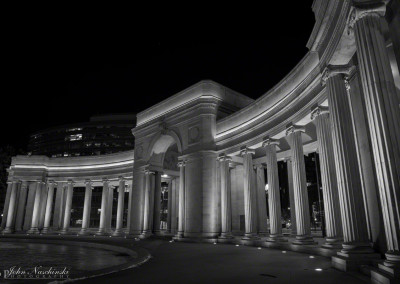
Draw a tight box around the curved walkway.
[81,240,368,284]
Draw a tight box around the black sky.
[3,2,315,151]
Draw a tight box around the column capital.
[217,153,232,162]
[347,2,386,34]
[254,164,266,170]
[321,65,356,86]
[144,169,155,175]
[311,105,329,120]
[102,178,109,184]
[286,124,305,136]
[177,160,186,168]
[47,180,58,187]
[84,179,92,185]
[262,137,280,148]
[118,176,126,182]
[67,180,74,186]
[240,146,255,156]
[12,179,21,184]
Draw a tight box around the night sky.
[3,2,315,151]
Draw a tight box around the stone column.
[286,159,297,236]
[3,180,21,233]
[286,125,315,245]
[350,3,400,274]
[311,106,343,248]
[171,178,178,234]
[322,66,377,270]
[113,177,126,236]
[106,185,114,231]
[142,169,155,237]
[23,182,37,231]
[38,182,48,230]
[176,161,186,238]
[15,181,29,232]
[240,147,259,241]
[97,179,109,235]
[263,138,287,242]
[1,182,13,230]
[255,165,268,236]
[217,154,234,240]
[42,181,56,233]
[153,172,162,234]
[79,180,92,235]
[28,181,43,234]
[60,180,74,234]
[167,180,172,233]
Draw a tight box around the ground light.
[315,268,323,271]
[282,251,287,253]
[213,242,217,245]
[309,255,315,258]
[235,244,239,247]
[257,247,262,250]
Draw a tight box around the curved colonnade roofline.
[8,150,134,185]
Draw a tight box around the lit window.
[65,134,83,141]
[67,127,83,132]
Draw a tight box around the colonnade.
[1,177,131,236]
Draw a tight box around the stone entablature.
[8,150,134,184]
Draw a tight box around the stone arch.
[144,129,183,164]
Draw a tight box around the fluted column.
[263,138,287,242]
[350,3,400,270]
[106,185,114,231]
[286,125,315,245]
[27,181,43,234]
[217,154,233,239]
[3,180,21,233]
[153,172,162,234]
[255,165,268,236]
[142,169,155,237]
[42,181,56,233]
[240,147,259,240]
[322,65,373,254]
[60,180,74,234]
[167,180,172,233]
[286,159,297,235]
[79,180,92,235]
[311,106,343,248]
[97,179,109,235]
[14,181,29,232]
[113,177,126,236]
[176,161,186,238]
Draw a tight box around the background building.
[28,114,136,157]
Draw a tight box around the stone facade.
[1,1,399,283]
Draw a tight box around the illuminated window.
[65,134,82,141]
[66,128,83,132]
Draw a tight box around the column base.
[27,227,40,234]
[292,235,316,245]
[321,237,343,249]
[332,253,380,272]
[370,251,400,283]
[139,230,153,239]
[241,233,260,246]
[266,234,287,242]
[2,227,14,234]
[41,228,52,234]
[78,228,92,235]
[112,229,125,237]
[218,233,234,243]
[59,228,71,235]
[95,228,109,236]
